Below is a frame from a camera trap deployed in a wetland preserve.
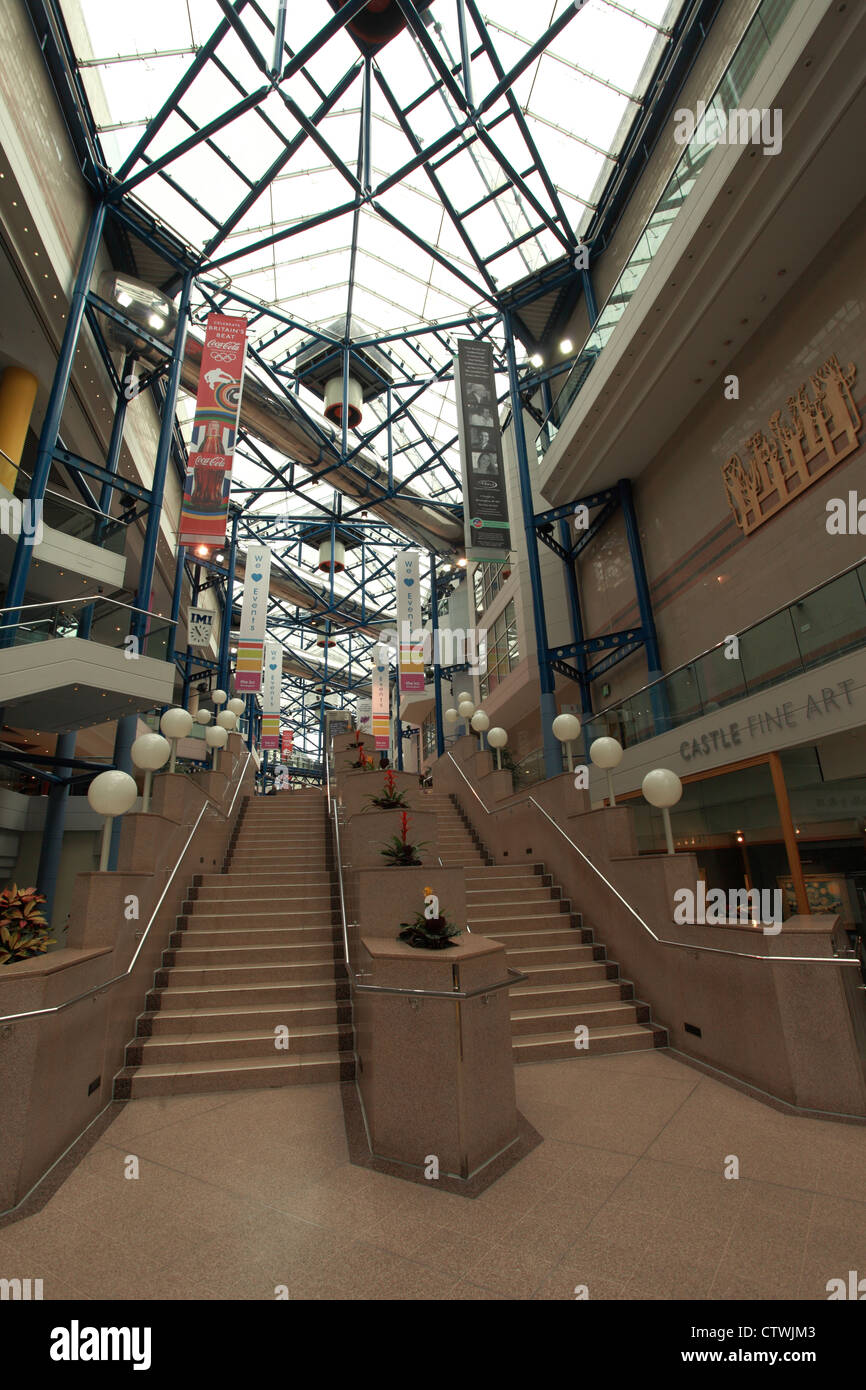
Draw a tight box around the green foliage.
[398,909,462,950]
[0,884,55,965]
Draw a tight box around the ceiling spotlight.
[194,544,210,559]
[530,353,543,368]
[457,557,467,569]
[560,338,574,354]
[215,552,225,564]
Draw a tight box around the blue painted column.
[1,202,107,647]
[504,312,561,779]
[108,714,138,870]
[429,552,445,756]
[132,272,192,653]
[35,731,77,931]
[618,477,667,735]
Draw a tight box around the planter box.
[343,808,439,870]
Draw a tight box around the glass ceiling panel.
[59,0,690,623]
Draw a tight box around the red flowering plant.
[349,732,374,770]
[368,769,409,810]
[380,811,428,867]
[0,883,55,965]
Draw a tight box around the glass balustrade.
[0,595,175,661]
[587,561,866,754]
[536,0,797,458]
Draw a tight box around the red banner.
[281,730,293,756]
[179,313,248,547]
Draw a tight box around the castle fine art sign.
[722,354,861,535]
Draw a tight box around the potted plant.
[368,769,409,810]
[0,884,55,965]
[349,732,374,770]
[398,888,462,950]
[380,811,428,867]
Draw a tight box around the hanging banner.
[179,312,248,547]
[235,545,270,692]
[187,606,214,649]
[356,698,372,737]
[260,639,282,749]
[455,339,511,563]
[280,729,294,757]
[371,646,390,751]
[396,551,425,692]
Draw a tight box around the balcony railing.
[0,595,175,661]
[536,0,797,459]
[588,560,866,753]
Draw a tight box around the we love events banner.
[396,551,424,693]
[235,545,270,693]
[179,313,248,547]
[371,646,390,751]
[260,639,282,749]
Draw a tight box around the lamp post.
[87,770,138,871]
[205,723,228,772]
[552,713,581,773]
[160,706,193,773]
[471,709,489,751]
[642,768,683,855]
[487,726,508,770]
[590,736,624,806]
[130,733,170,813]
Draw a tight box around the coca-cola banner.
[235,545,270,693]
[179,312,248,547]
[260,639,282,749]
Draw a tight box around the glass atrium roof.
[59,0,686,518]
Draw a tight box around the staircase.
[115,790,353,1098]
[428,791,666,1063]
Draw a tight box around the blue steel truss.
[7,0,710,769]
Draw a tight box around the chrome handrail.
[0,595,177,621]
[445,752,860,969]
[353,968,526,1000]
[0,751,252,1024]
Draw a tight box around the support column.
[1,203,106,646]
[132,271,192,652]
[504,311,560,779]
[769,752,810,917]
[108,714,138,870]
[35,730,76,931]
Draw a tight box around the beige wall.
[568,197,866,710]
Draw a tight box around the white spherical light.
[87,769,138,817]
[444,707,459,725]
[552,713,581,742]
[590,736,624,770]
[195,708,212,726]
[457,692,472,704]
[227,697,246,716]
[642,768,683,809]
[205,724,228,749]
[131,733,171,771]
[458,699,475,718]
[487,727,508,749]
[216,710,237,731]
[160,707,193,740]
[212,689,228,706]
[471,710,490,732]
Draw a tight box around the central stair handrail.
[445,752,860,970]
[0,751,252,1025]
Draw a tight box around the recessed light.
[559,339,573,354]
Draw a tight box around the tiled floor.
[2,1050,866,1300]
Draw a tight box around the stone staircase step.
[126,1023,351,1065]
[115,1052,352,1099]
[146,980,346,1011]
[165,944,341,969]
[510,999,650,1035]
[488,928,595,952]
[512,1022,666,1064]
[511,980,634,1010]
[174,926,338,949]
[142,1000,348,1035]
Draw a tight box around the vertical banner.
[455,339,511,563]
[356,698,372,737]
[179,313,248,547]
[235,545,270,692]
[260,639,282,749]
[371,646,390,751]
[280,729,293,758]
[396,551,425,692]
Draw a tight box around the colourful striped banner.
[235,639,263,691]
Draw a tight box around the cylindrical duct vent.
[323,375,363,428]
[317,539,346,573]
[316,636,336,648]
